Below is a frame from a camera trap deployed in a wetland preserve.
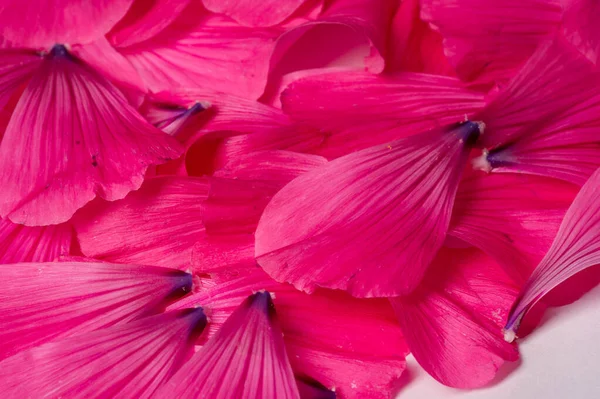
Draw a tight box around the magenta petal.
[562,0,600,64]
[0,0,134,48]
[203,0,307,27]
[0,219,72,263]
[0,309,206,398]
[0,49,42,110]
[256,122,482,297]
[391,248,519,388]
[450,173,577,282]
[0,47,182,226]
[281,70,485,158]
[421,0,562,85]
[0,261,192,360]
[74,176,209,269]
[158,292,300,399]
[475,39,600,185]
[169,269,408,398]
[505,168,600,338]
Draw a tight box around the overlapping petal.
[0,261,192,360]
[0,309,207,398]
[505,168,600,339]
[390,248,519,388]
[256,121,483,297]
[0,219,72,263]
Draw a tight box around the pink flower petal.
[255,121,483,297]
[203,0,307,27]
[108,0,192,48]
[475,39,600,184]
[143,100,210,137]
[505,168,600,338]
[0,46,182,226]
[562,0,600,64]
[280,70,485,158]
[169,269,408,398]
[159,292,300,399]
[450,173,578,282]
[0,0,134,48]
[421,0,562,85]
[0,309,206,398]
[387,0,454,75]
[0,219,72,263]
[118,3,280,99]
[0,49,42,110]
[74,176,209,269]
[391,248,519,388]
[0,261,192,360]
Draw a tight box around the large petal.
[475,39,600,185]
[255,121,483,297]
[0,0,134,48]
[505,168,600,339]
[0,46,182,226]
[391,248,519,388]
[119,3,280,99]
[159,292,300,399]
[0,309,206,398]
[0,261,192,360]
[74,176,209,269]
[0,219,72,263]
[421,0,562,85]
[450,173,577,282]
[281,70,485,157]
[203,0,307,27]
[169,269,408,399]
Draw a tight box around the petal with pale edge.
[421,0,562,85]
[505,168,600,338]
[74,176,209,270]
[0,309,206,399]
[0,219,72,263]
[391,248,519,388]
[281,70,485,158]
[0,261,192,360]
[475,39,600,185]
[450,173,577,282]
[159,292,300,399]
[0,0,133,48]
[0,46,182,226]
[256,121,482,297]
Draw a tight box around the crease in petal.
[0,45,182,225]
[0,219,72,263]
[0,308,207,399]
[255,121,484,297]
[421,0,562,85]
[74,176,209,269]
[0,261,192,360]
[505,168,600,338]
[159,292,300,399]
[475,38,600,184]
[562,0,600,64]
[390,248,519,388]
[202,0,307,27]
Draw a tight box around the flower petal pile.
[1,0,599,398]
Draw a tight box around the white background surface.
[399,284,600,398]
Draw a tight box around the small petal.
[256,121,483,297]
[0,261,192,360]
[159,292,300,399]
[0,309,207,398]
